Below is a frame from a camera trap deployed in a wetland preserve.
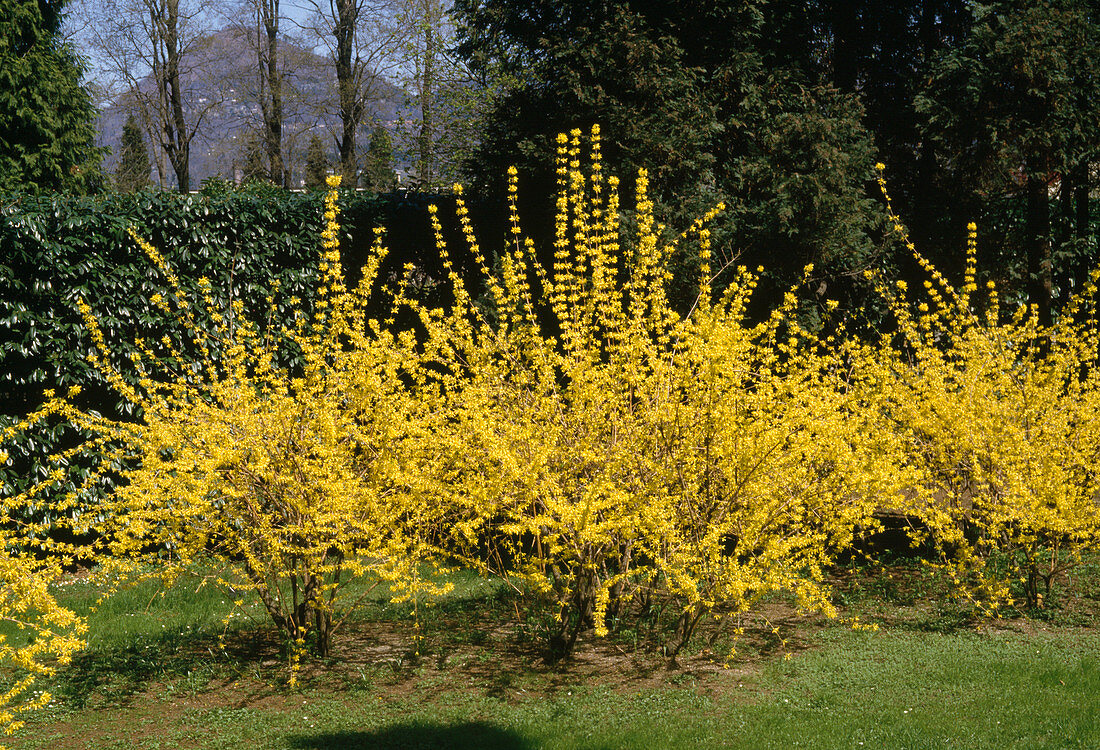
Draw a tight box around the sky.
[63,0,329,102]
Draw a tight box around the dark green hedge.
[0,186,502,522]
[3,190,323,415]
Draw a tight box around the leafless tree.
[74,0,221,192]
[390,0,499,188]
[224,0,287,184]
[404,0,444,185]
[294,0,408,183]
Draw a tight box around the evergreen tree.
[362,125,396,192]
[240,134,269,184]
[303,134,329,190]
[115,113,150,192]
[0,0,103,193]
[455,0,719,203]
[452,0,880,311]
[813,1,972,265]
[453,0,1100,324]
[917,0,1100,325]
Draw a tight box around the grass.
[6,558,1100,749]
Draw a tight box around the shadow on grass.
[288,721,532,750]
[55,625,276,709]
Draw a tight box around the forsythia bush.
[3,178,449,673]
[0,551,84,746]
[0,426,87,744]
[417,128,892,659]
[859,167,1100,609]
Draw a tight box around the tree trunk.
[161,0,190,192]
[335,0,361,185]
[260,0,285,186]
[1074,161,1091,291]
[140,111,168,187]
[417,19,434,186]
[1026,161,1052,327]
[1057,166,1075,299]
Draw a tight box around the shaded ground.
[11,557,1100,749]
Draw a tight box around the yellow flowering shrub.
[3,177,449,666]
[416,127,890,660]
[652,298,896,658]
[12,129,1099,695]
[0,546,85,747]
[863,165,1100,609]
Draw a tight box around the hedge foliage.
[0,187,499,519]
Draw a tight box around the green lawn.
[7,561,1100,749]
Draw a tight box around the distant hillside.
[96,26,408,188]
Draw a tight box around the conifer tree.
[452,0,879,309]
[115,113,150,192]
[817,0,971,256]
[917,0,1100,325]
[362,125,396,192]
[304,134,329,190]
[240,134,269,184]
[0,0,103,193]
